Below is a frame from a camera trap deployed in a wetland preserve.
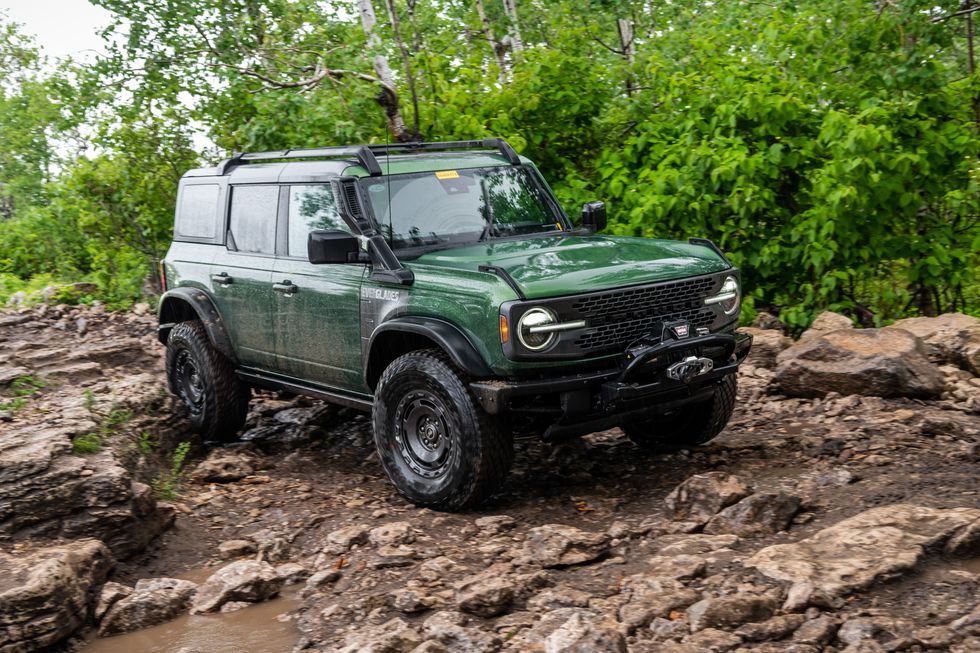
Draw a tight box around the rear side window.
[287,185,349,257]
[229,185,278,254]
[176,184,219,239]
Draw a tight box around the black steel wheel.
[165,320,249,442]
[623,373,737,453]
[373,350,513,510]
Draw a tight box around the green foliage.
[136,430,158,458]
[153,441,191,501]
[71,433,102,454]
[0,374,45,412]
[0,1,977,323]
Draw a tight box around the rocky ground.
[0,302,979,653]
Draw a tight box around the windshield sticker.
[435,170,460,179]
[362,287,402,302]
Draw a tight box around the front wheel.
[165,321,250,442]
[623,373,737,453]
[372,350,513,510]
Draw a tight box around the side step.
[236,370,373,412]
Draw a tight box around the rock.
[326,524,370,550]
[423,610,501,652]
[527,587,593,612]
[0,366,30,385]
[303,569,341,594]
[799,311,853,342]
[335,617,423,653]
[656,533,740,556]
[474,515,516,535]
[650,616,688,640]
[0,540,113,652]
[703,492,801,537]
[773,329,945,399]
[455,571,516,617]
[274,562,309,584]
[218,539,256,559]
[0,425,174,558]
[619,575,700,630]
[686,593,778,631]
[837,618,881,645]
[793,615,839,645]
[191,450,255,483]
[644,554,706,580]
[740,327,792,368]
[391,588,435,613]
[94,581,133,621]
[190,560,283,614]
[950,604,980,634]
[542,610,627,652]
[370,521,415,547]
[99,577,197,636]
[735,613,806,641]
[521,523,611,568]
[888,313,980,375]
[683,627,743,652]
[664,472,752,523]
[753,311,784,330]
[946,518,980,557]
[748,504,980,603]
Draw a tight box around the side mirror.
[308,230,360,264]
[582,201,607,233]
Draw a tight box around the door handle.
[273,281,298,296]
[211,272,233,287]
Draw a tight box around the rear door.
[273,183,366,391]
[210,184,279,370]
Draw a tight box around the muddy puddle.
[80,586,301,653]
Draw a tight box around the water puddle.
[80,586,301,653]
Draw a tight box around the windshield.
[361,166,564,251]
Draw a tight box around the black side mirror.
[308,230,360,264]
[582,201,607,233]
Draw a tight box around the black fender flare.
[157,287,237,363]
[366,316,493,386]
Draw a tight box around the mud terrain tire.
[624,373,737,453]
[373,350,513,510]
[165,320,249,442]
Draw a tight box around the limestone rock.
[94,581,132,621]
[0,539,113,652]
[703,491,801,537]
[191,450,255,483]
[888,313,980,375]
[735,613,806,641]
[774,328,945,398]
[542,610,627,652]
[686,593,778,631]
[370,521,415,547]
[793,615,839,645]
[190,559,283,614]
[527,587,593,612]
[748,504,980,602]
[740,327,792,369]
[99,577,197,636]
[664,472,752,523]
[326,524,370,550]
[644,554,706,580]
[521,524,610,568]
[335,617,423,653]
[619,575,700,630]
[799,311,853,342]
[423,610,500,652]
[455,571,516,617]
[217,539,256,559]
[682,627,743,652]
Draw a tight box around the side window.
[229,185,278,254]
[176,184,219,239]
[288,185,349,257]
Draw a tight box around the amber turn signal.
[499,314,510,343]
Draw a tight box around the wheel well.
[366,331,442,390]
[159,297,199,325]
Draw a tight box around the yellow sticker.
[435,170,459,179]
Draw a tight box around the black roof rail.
[214,139,521,176]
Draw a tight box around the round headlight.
[719,276,740,315]
[517,307,557,351]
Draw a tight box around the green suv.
[158,139,752,509]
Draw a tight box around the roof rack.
[214,138,521,177]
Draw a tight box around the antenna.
[385,124,393,247]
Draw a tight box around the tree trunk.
[476,0,508,81]
[501,0,524,56]
[384,0,421,139]
[357,0,412,141]
[617,17,635,96]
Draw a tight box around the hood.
[409,235,730,299]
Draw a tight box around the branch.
[933,4,980,23]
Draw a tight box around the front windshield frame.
[358,164,571,257]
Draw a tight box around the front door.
[210,184,279,370]
[274,183,366,391]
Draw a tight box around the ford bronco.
[158,139,752,509]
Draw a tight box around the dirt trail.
[1,304,979,652]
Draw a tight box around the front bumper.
[471,329,752,441]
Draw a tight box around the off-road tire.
[165,320,249,442]
[372,350,513,510]
[623,373,737,453]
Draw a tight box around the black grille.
[570,277,717,353]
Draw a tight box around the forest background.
[1,0,979,331]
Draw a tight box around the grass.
[153,441,192,501]
[72,433,102,454]
[0,375,46,412]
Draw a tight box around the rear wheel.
[623,374,737,453]
[372,350,513,510]
[165,321,249,442]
